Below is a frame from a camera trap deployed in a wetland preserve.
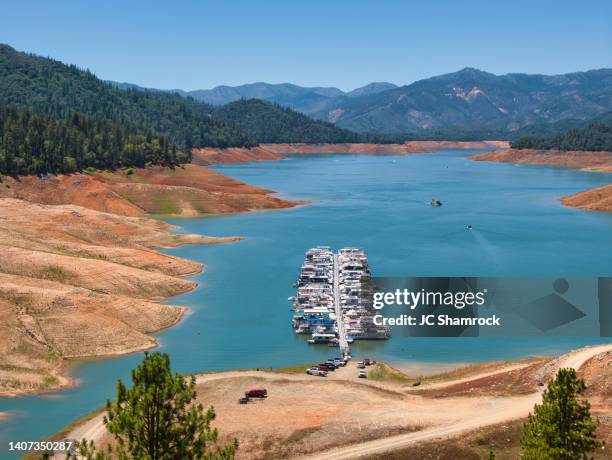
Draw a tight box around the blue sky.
[2,1,610,91]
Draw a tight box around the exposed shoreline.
[471,148,612,173]
[0,195,244,398]
[0,163,300,217]
[471,148,612,212]
[0,158,300,398]
[560,184,612,213]
[193,140,509,165]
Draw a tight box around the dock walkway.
[333,253,350,359]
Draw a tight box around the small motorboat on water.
[430,199,442,207]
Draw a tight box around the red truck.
[245,388,267,398]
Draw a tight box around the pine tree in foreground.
[520,368,602,460]
[70,352,237,459]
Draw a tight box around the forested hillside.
[0,44,255,149]
[0,105,190,175]
[511,121,612,152]
[213,99,361,143]
[0,44,370,154]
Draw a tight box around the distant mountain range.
[3,41,611,141]
[112,67,612,134]
[316,68,612,133]
[109,81,398,114]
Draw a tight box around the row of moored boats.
[289,247,389,349]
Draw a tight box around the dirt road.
[66,344,612,459]
[299,344,612,460]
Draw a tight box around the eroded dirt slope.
[190,141,509,166]
[471,148,612,172]
[0,198,233,396]
[263,141,508,155]
[0,163,298,217]
[561,184,612,212]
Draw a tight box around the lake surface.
[1,149,611,457]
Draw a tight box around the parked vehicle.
[358,370,367,378]
[238,397,250,404]
[357,362,366,369]
[245,388,267,398]
[319,363,335,371]
[306,367,327,377]
[363,358,371,366]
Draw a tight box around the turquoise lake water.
[1,149,611,457]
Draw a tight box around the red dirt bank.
[0,164,298,217]
[561,184,612,212]
[193,141,509,165]
[471,148,612,172]
[471,148,612,212]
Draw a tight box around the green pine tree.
[520,368,602,460]
[70,352,237,460]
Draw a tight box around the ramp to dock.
[333,253,350,359]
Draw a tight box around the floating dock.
[333,252,350,357]
[291,247,389,360]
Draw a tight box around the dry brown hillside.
[561,184,612,212]
[0,159,301,396]
[0,198,238,396]
[190,141,510,166]
[471,148,612,172]
[0,163,298,217]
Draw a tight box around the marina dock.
[290,247,389,360]
[333,253,350,357]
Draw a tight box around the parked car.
[306,367,327,377]
[238,397,250,404]
[363,358,371,366]
[358,370,367,378]
[333,358,344,366]
[357,362,366,369]
[245,388,267,398]
[318,363,335,371]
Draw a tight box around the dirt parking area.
[189,363,538,460]
[194,372,421,459]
